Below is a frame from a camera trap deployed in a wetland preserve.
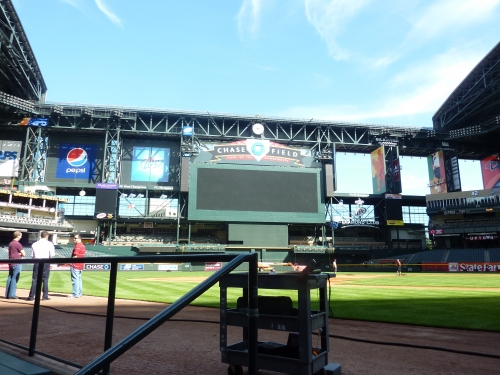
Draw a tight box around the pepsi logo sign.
[67,148,88,167]
[65,148,88,174]
[56,143,96,179]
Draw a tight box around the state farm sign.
[449,262,500,272]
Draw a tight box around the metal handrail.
[1,253,259,375]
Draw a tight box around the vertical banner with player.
[427,150,447,194]
[385,146,402,194]
[371,146,386,194]
[481,155,500,189]
[56,143,97,180]
[444,150,461,192]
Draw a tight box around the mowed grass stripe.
[330,286,500,331]
[337,272,500,288]
[1,271,499,331]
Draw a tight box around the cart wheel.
[228,365,243,375]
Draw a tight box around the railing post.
[29,260,45,356]
[247,253,258,375]
[103,261,118,375]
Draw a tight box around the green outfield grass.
[2,270,499,331]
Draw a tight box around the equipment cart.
[220,272,330,375]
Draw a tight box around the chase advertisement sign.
[192,140,315,167]
[84,263,110,270]
[56,143,97,180]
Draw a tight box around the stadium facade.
[0,0,499,268]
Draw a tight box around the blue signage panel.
[131,146,170,183]
[56,143,97,180]
[182,126,193,136]
[120,264,145,270]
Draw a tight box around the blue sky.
[14,0,500,195]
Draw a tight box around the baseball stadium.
[0,1,500,374]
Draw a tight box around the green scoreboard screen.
[188,163,324,223]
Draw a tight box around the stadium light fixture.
[52,105,63,115]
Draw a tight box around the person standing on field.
[396,259,402,276]
[68,234,86,298]
[332,259,337,275]
[27,231,55,301]
[5,231,25,299]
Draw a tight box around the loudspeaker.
[324,163,335,198]
[180,157,190,192]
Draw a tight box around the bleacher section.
[489,249,500,262]
[110,234,176,246]
[446,249,485,262]
[334,236,387,249]
[429,219,500,229]
[0,245,124,259]
[406,249,447,263]
[53,246,119,258]
[0,214,73,228]
[378,254,414,264]
[22,247,33,258]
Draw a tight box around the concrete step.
[0,342,80,375]
[0,351,51,375]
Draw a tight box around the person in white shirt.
[27,231,55,301]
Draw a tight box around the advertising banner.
[0,140,21,178]
[56,143,97,180]
[205,262,222,271]
[120,264,145,270]
[468,235,497,240]
[191,140,316,167]
[84,264,111,270]
[454,263,500,272]
[131,146,170,183]
[158,264,179,271]
[371,146,386,194]
[481,155,500,189]
[429,229,444,235]
[50,264,71,271]
[427,150,447,194]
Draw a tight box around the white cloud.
[237,0,262,38]
[404,0,500,47]
[60,0,88,13]
[95,0,123,27]
[304,0,371,60]
[282,46,483,123]
[367,0,500,69]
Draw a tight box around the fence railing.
[1,253,259,375]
